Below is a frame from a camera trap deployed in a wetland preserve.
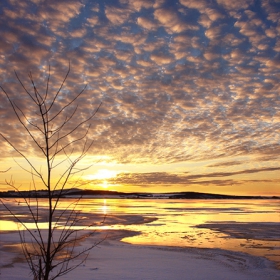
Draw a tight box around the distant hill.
[0,189,279,199]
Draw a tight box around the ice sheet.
[1,230,280,280]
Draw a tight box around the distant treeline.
[0,189,279,199]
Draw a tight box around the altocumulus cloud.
[0,0,279,172]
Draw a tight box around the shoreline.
[1,229,280,280]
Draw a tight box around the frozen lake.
[1,198,279,269]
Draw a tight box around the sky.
[0,0,279,195]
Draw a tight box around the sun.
[84,169,118,183]
[102,180,108,189]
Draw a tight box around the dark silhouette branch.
[0,64,103,280]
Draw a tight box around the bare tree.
[0,64,103,280]
[0,168,11,172]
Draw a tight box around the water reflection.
[0,220,51,231]
[101,199,108,215]
[1,198,279,268]
[0,220,20,231]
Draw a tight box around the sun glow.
[101,199,107,214]
[82,169,119,190]
[85,169,118,180]
[102,180,108,189]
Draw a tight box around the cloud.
[262,0,280,23]
[205,8,224,21]
[137,17,158,31]
[88,165,280,187]
[105,6,131,25]
[150,53,173,65]
[216,0,253,11]
[205,26,222,40]
[198,14,212,28]
[207,161,245,167]
[0,0,279,196]
[121,0,154,11]
[179,0,208,10]
[154,8,198,34]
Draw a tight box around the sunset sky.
[0,0,279,195]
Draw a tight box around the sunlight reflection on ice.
[1,198,279,268]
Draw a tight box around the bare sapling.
[0,63,104,280]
